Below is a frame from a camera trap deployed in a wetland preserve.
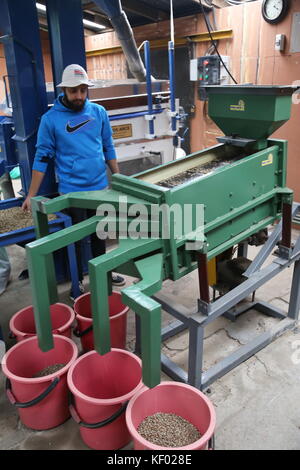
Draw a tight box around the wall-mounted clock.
[262,0,290,24]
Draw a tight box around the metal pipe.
[93,0,147,82]
[144,41,155,138]
[168,40,177,137]
[109,109,163,122]
[281,203,292,249]
[170,0,174,45]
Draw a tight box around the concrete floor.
[1,231,300,450]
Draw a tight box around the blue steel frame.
[144,41,155,137]
[109,109,164,122]
[0,0,86,296]
[0,0,178,299]
[168,40,177,137]
[46,0,86,96]
[0,0,56,197]
[0,117,17,178]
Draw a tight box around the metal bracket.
[197,298,211,315]
[278,245,292,259]
[216,136,257,147]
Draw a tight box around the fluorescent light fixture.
[36,2,46,12]
[36,3,106,30]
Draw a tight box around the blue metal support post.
[168,40,178,146]
[144,41,155,139]
[45,0,87,95]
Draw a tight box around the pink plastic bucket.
[1,335,78,430]
[126,381,216,450]
[74,291,128,352]
[9,303,75,342]
[67,348,143,450]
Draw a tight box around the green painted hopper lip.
[205,85,298,142]
[204,85,299,96]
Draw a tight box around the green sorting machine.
[26,85,297,388]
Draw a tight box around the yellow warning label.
[230,99,245,112]
[112,124,133,139]
[262,153,273,166]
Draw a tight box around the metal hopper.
[205,85,297,149]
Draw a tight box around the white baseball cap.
[57,64,94,88]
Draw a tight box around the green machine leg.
[89,243,163,388]
[88,237,162,358]
[26,216,100,350]
[121,254,163,387]
[31,197,58,306]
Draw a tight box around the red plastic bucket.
[126,381,216,450]
[67,348,143,450]
[74,291,128,352]
[9,303,75,342]
[1,335,78,430]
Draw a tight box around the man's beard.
[63,94,86,112]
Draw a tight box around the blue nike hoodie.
[32,94,117,193]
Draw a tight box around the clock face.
[265,0,283,20]
[262,0,289,24]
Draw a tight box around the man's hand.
[21,170,45,212]
[22,196,31,212]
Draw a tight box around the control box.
[190,55,231,100]
[197,55,220,101]
[198,56,220,85]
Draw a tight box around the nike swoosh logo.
[66,119,92,133]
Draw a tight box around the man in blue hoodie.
[22,64,125,298]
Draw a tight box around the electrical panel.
[191,55,231,101]
[198,56,220,85]
[197,55,220,101]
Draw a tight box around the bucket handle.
[73,325,93,338]
[9,331,31,340]
[69,393,128,429]
[208,435,215,450]
[5,377,60,408]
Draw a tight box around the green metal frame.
[26,86,295,388]
[26,140,292,387]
